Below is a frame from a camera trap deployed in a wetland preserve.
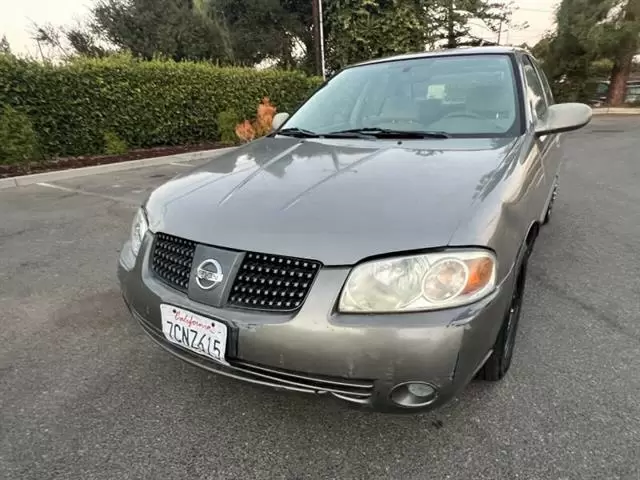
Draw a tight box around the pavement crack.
[0,228,32,240]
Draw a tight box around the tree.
[595,0,640,105]
[32,23,72,61]
[65,27,110,58]
[535,0,640,105]
[533,0,618,102]
[428,0,521,49]
[0,35,11,55]
[280,0,315,72]
[531,35,552,62]
[31,22,110,59]
[91,0,227,61]
[88,0,313,67]
[204,0,306,67]
[27,0,526,75]
[325,0,431,72]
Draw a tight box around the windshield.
[282,54,521,138]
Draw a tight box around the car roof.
[351,46,528,68]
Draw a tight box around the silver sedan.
[118,46,591,412]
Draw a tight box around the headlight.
[339,250,496,313]
[130,207,149,258]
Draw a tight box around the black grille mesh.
[151,233,196,292]
[150,233,321,311]
[228,252,321,312]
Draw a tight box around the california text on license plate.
[160,304,228,365]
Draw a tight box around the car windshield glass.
[281,54,521,137]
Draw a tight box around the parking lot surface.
[1,116,640,480]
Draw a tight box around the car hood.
[146,136,519,265]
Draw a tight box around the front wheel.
[477,264,527,381]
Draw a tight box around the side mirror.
[535,103,592,136]
[272,112,290,131]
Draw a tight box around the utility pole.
[312,0,322,77]
[311,0,326,78]
[318,0,326,79]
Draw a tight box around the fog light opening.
[407,383,434,397]
[390,382,438,408]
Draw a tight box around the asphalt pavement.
[1,116,639,480]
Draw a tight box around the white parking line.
[169,162,191,167]
[36,182,139,206]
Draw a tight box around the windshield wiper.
[273,127,320,138]
[327,128,450,139]
[322,130,378,139]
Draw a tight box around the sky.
[0,0,559,57]
[1,0,93,56]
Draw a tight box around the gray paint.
[118,237,514,411]
[119,47,592,412]
[145,136,520,269]
[535,103,593,136]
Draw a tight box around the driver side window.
[523,56,548,123]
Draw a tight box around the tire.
[542,177,558,225]
[477,262,527,382]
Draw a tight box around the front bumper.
[118,234,514,412]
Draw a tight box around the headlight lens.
[339,250,496,313]
[130,207,149,258]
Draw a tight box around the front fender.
[448,134,548,283]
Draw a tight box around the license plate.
[160,304,228,365]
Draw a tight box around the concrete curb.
[0,177,18,189]
[592,107,640,115]
[0,147,236,190]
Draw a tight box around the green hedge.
[0,54,323,160]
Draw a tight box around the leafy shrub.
[235,97,277,143]
[0,105,39,164]
[217,110,241,144]
[103,131,128,155]
[0,54,323,160]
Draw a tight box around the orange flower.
[235,120,255,143]
[255,97,277,136]
[235,98,278,142]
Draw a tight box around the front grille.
[150,233,322,311]
[227,252,321,312]
[151,233,196,292]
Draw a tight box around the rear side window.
[522,56,549,121]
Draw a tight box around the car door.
[521,54,561,217]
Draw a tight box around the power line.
[516,7,555,13]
